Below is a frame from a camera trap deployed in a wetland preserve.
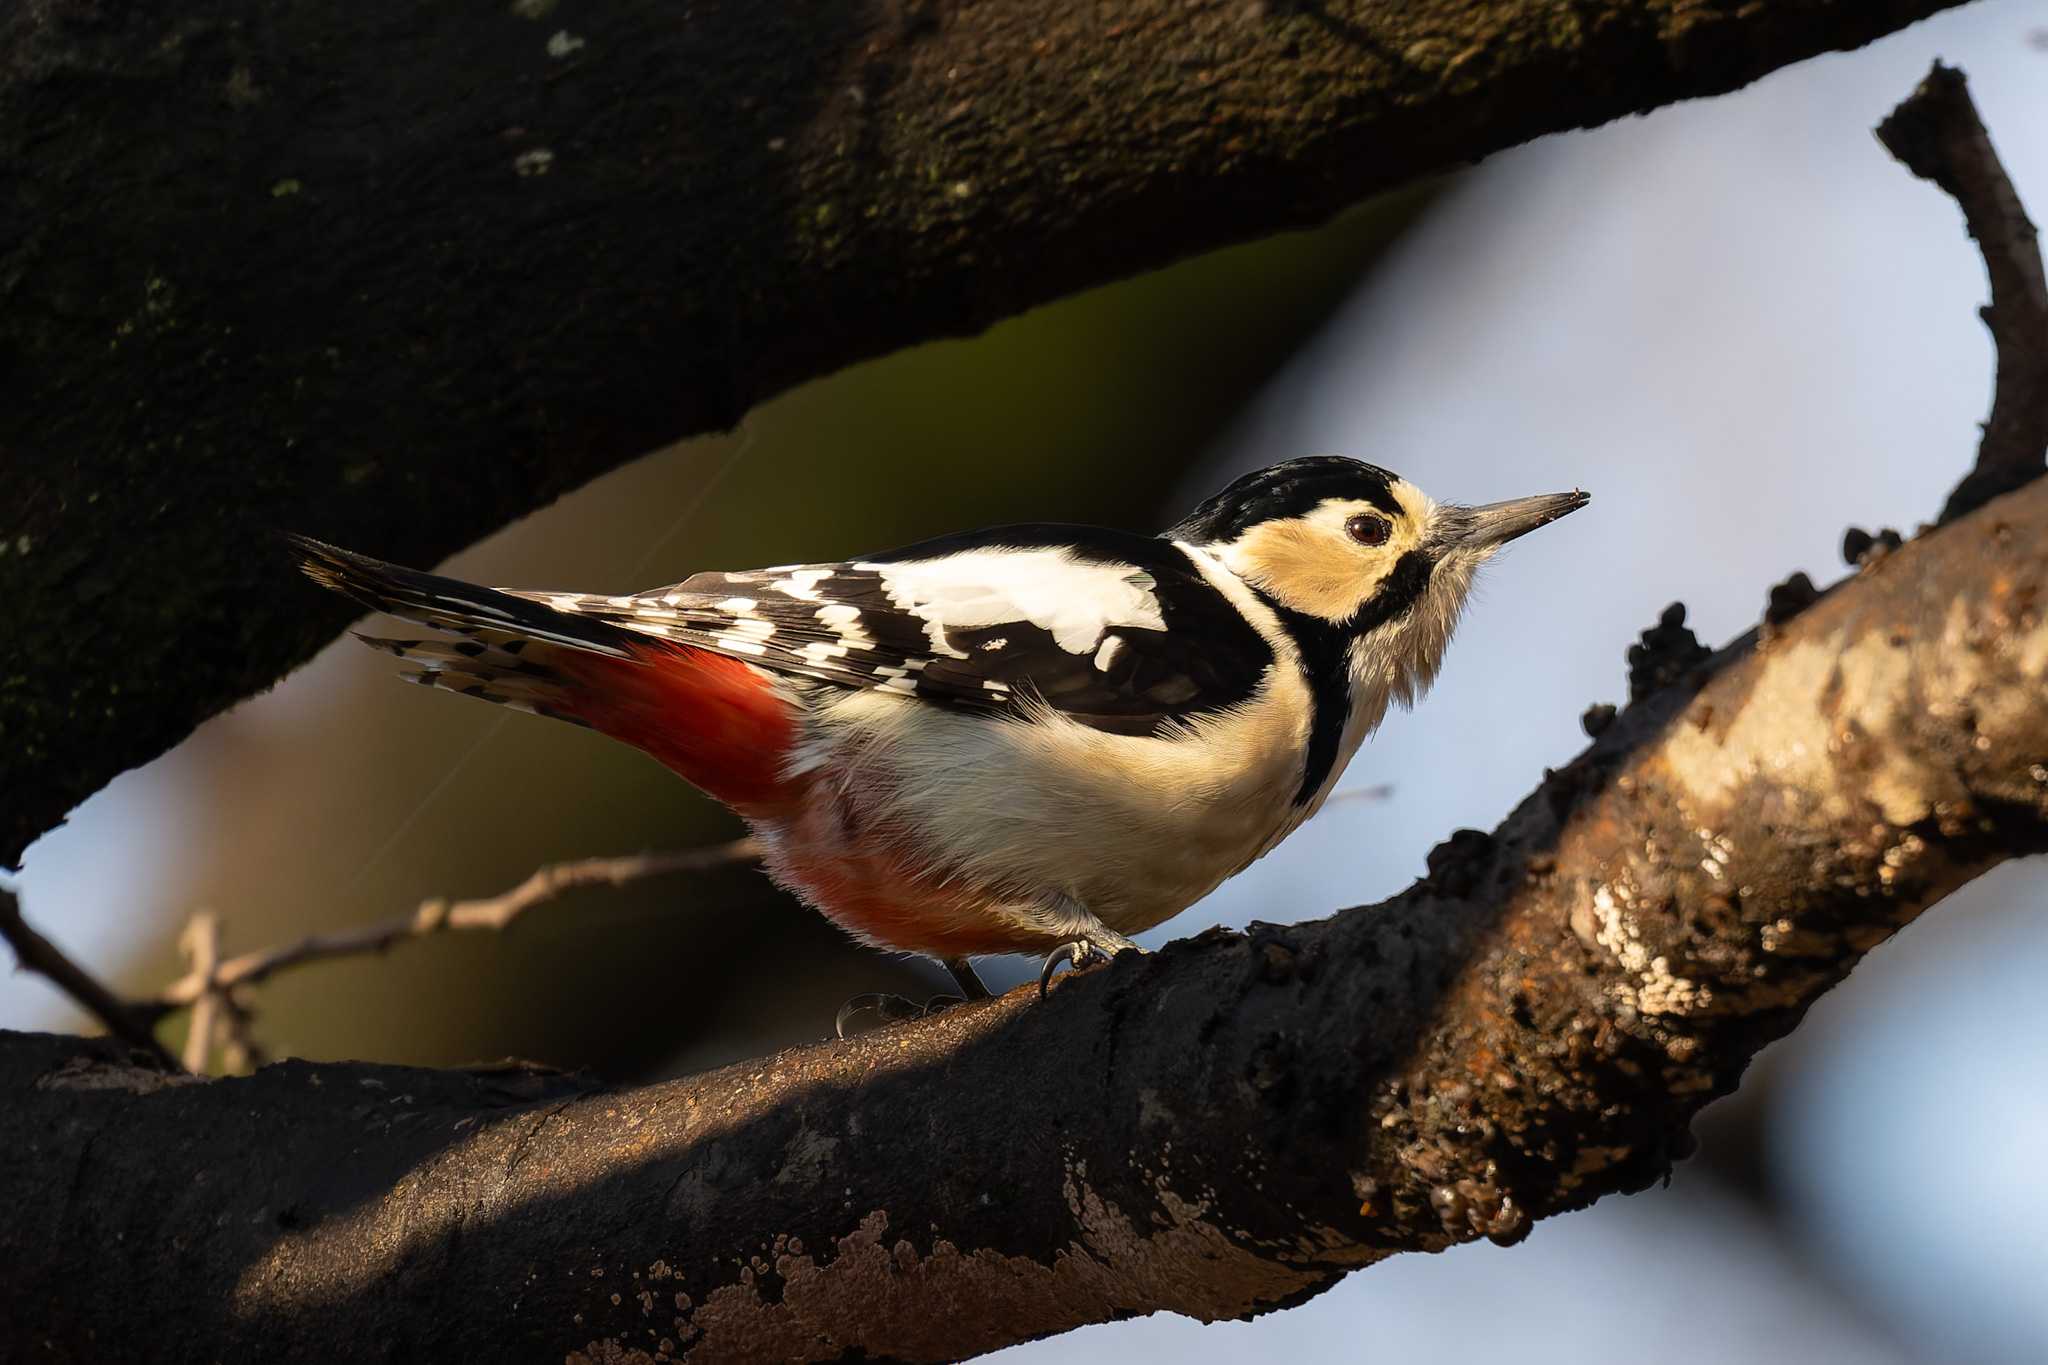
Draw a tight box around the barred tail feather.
[291,535,800,809]
[289,533,640,729]
[286,535,636,659]
[352,634,594,727]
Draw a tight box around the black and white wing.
[531,526,1277,736]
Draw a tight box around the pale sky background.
[9,3,2048,1360]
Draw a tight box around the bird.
[289,457,1586,1022]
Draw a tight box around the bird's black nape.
[1167,456,1405,544]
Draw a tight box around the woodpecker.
[291,457,1586,1012]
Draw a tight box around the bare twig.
[1878,61,2048,521]
[0,886,178,1071]
[178,911,222,1074]
[173,909,269,1071]
[216,992,268,1074]
[144,839,764,1014]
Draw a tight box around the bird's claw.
[834,991,967,1039]
[1037,936,1144,997]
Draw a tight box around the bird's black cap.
[1169,457,1404,543]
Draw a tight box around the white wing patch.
[856,548,1166,658]
[814,602,874,646]
[772,568,835,602]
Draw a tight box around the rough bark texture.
[0,0,1972,867]
[7,477,2047,1362]
[1878,61,2048,521]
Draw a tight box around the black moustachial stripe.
[1263,547,1439,805]
[1350,549,1434,634]
[1168,456,1404,544]
[1261,597,1353,806]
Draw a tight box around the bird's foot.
[835,958,990,1038]
[1038,930,1146,997]
[834,991,967,1039]
[944,956,993,1000]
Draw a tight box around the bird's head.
[1171,455,1588,706]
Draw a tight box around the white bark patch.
[1695,826,1736,882]
[1661,601,2048,827]
[1587,881,1710,1018]
[1590,587,2048,1014]
[672,1167,1354,1361]
[1663,638,1843,815]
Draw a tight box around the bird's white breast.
[786,670,1315,935]
[779,541,1346,936]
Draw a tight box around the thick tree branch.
[7,478,2048,1361]
[1878,61,2048,520]
[0,0,1974,867]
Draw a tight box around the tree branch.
[7,476,2048,1360]
[0,887,178,1071]
[8,842,761,1069]
[1878,60,2048,520]
[143,840,764,1019]
[1,0,1975,867]
[177,910,223,1074]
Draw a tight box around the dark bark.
[1878,62,2048,521]
[0,0,1974,866]
[8,476,2048,1362]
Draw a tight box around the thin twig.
[217,991,268,1074]
[178,911,221,1074]
[144,839,765,1014]
[0,886,180,1071]
[1878,61,2048,522]
[174,910,267,1071]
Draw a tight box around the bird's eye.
[1345,514,1391,547]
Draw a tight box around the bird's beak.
[1453,490,1591,549]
